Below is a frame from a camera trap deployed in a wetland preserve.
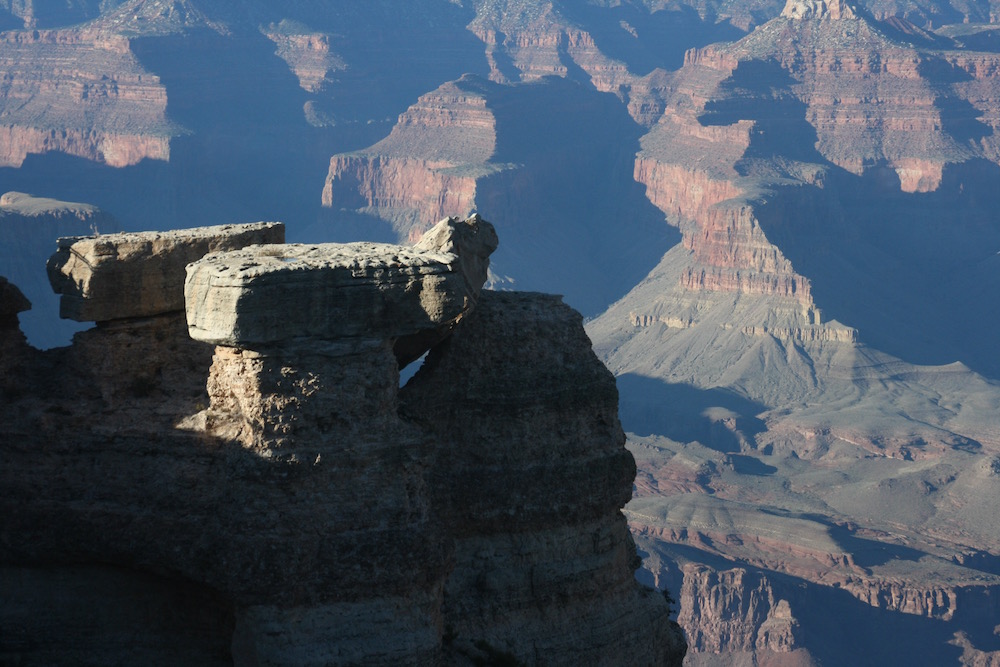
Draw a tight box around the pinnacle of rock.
[780,0,858,20]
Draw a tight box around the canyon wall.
[0,26,175,167]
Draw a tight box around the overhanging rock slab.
[185,241,476,347]
[48,222,285,322]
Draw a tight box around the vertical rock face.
[400,290,685,665]
[0,217,685,666]
[781,0,859,20]
[679,564,803,653]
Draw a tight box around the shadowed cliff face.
[0,221,685,666]
[752,163,1000,378]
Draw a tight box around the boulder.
[185,215,497,349]
[47,222,285,322]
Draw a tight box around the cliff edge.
[0,217,685,666]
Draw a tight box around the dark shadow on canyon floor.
[475,76,680,318]
[755,160,1000,381]
[617,374,768,452]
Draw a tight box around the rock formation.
[0,26,176,167]
[0,191,122,348]
[6,2,1000,664]
[49,221,284,322]
[0,216,685,665]
[781,0,859,20]
[583,1,1000,663]
[322,78,501,241]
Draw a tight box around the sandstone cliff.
[0,218,685,666]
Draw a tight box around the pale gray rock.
[413,213,498,300]
[47,222,285,322]
[185,215,497,348]
[780,0,858,19]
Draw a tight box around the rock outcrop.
[0,191,122,347]
[49,222,284,322]
[322,78,501,240]
[0,217,685,666]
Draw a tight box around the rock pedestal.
[45,222,284,403]
[182,215,499,664]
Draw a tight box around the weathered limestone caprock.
[184,214,498,347]
[47,222,285,322]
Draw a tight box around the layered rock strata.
[49,222,284,322]
[623,0,1000,349]
[322,78,503,239]
[400,290,684,665]
[264,23,345,93]
[47,222,284,404]
[587,2,1000,661]
[0,27,175,167]
[0,217,685,665]
[184,216,495,355]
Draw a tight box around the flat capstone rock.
[185,241,480,346]
[48,222,285,322]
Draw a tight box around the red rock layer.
[323,155,480,241]
[0,125,169,167]
[264,28,344,93]
[669,557,1000,659]
[322,80,497,239]
[0,27,173,167]
[634,107,814,308]
[630,8,1000,330]
[469,21,639,118]
[694,16,1000,192]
